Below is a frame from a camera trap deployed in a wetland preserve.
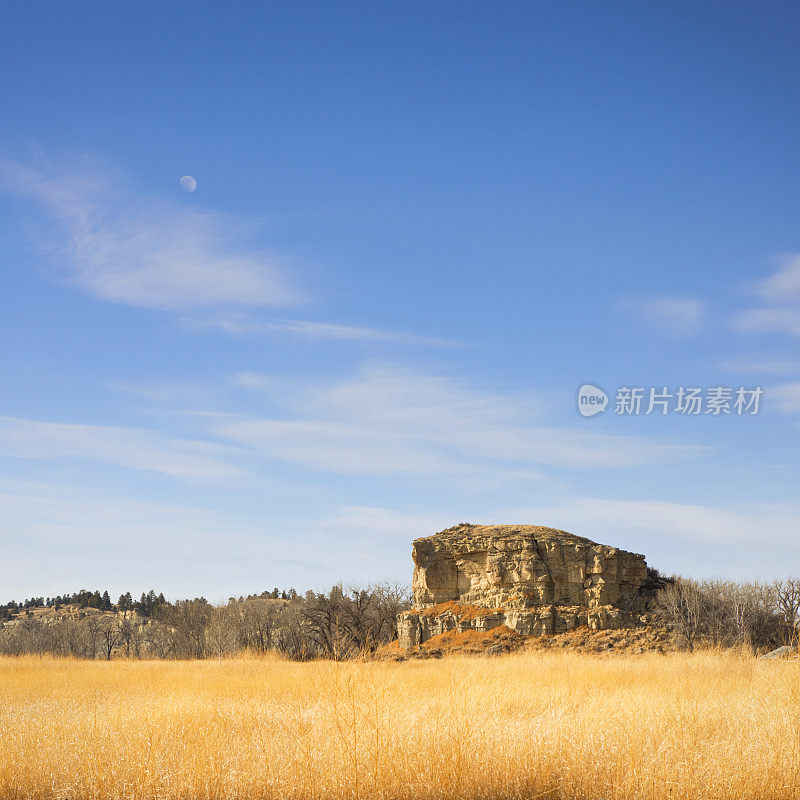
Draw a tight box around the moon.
[179,175,197,192]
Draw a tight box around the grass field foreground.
[1,650,799,799]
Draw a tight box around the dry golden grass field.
[1,650,799,800]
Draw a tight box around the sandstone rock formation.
[398,523,651,649]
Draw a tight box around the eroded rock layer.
[398,523,649,649]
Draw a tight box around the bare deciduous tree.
[775,578,800,645]
[99,618,121,660]
[657,578,705,651]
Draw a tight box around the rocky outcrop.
[398,523,650,649]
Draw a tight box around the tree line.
[3,576,798,659]
[657,576,800,651]
[0,583,411,660]
[0,587,298,621]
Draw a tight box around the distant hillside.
[0,584,410,660]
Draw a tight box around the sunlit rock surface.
[398,523,650,649]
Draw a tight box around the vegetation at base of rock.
[2,651,799,800]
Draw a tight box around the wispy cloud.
[733,255,800,337]
[318,505,451,540]
[219,364,705,484]
[110,380,218,404]
[500,496,800,577]
[0,478,298,599]
[0,415,244,480]
[618,295,706,336]
[313,498,800,580]
[0,154,302,311]
[188,314,461,346]
[719,357,800,376]
[734,307,800,336]
[1,152,464,348]
[753,255,800,303]
[530,498,761,544]
[769,382,800,415]
[314,505,454,568]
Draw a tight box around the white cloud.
[529,498,756,545]
[769,382,800,415]
[0,480,231,550]
[516,497,800,578]
[318,505,450,539]
[219,364,705,483]
[619,295,706,336]
[313,498,800,580]
[754,254,800,303]
[733,307,800,336]
[484,497,800,578]
[719,358,800,376]
[0,484,434,598]
[733,255,800,337]
[0,479,297,599]
[0,155,302,311]
[0,415,244,480]
[110,380,217,404]
[187,314,461,346]
[310,505,453,572]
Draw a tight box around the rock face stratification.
[398,523,650,649]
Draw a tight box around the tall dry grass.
[1,650,798,799]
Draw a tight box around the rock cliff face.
[398,523,650,649]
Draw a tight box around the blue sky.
[2,2,800,600]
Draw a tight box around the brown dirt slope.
[381,624,680,659]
